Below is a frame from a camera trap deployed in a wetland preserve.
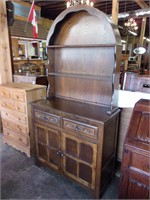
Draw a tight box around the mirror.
[133,47,146,55]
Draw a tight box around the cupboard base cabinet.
[31,98,120,198]
[119,99,150,199]
[0,82,46,157]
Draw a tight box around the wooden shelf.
[47,44,117,48]
[48,72,112,80]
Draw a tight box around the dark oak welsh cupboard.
[31,5,122,198]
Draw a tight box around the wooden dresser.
[0,82,46,157]
[119,99,150,199]
[31,5,122,198]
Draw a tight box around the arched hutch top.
[46,5,122,113]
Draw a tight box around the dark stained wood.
[31,5,121,199]
[119,99,150,199]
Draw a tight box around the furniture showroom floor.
[0,133,120,199]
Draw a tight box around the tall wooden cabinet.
[31,5,122,198]
[119,99,150,199]
[0,83,46,157]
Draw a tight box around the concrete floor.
[0,134,120,199]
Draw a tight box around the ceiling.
[24,0,150,37]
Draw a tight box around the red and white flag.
[28,0,38,39]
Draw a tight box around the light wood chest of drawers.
[0,82,46,157]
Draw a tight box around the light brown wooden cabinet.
[0,82,46,157]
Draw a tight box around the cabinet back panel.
[52,11,116,45]
[54,48,115,75]
[55,77,112,105]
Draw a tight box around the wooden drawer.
[129,151,150,175]
[11,90,25,102]
[0,87,10,98]
[1,110,27,125]
[1,99,26,114]
[2,118,28,135]
[63,118,98,139]
[34,110,60,126]
[3,127,29,147]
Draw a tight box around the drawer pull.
[18,127,22,131]
[7,132,10,135]
[15,107,20,110]
[2,103,6,106]
[1,92,5,96]
[16,95,19,99]
[75,126,81,131]
[43,116,48,120]
[18,118,21,121]
[5,122,8,126]
[19,138,22,141]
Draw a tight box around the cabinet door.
[61,132,97,190]
[35,124,61,170]
[119,171,149,199]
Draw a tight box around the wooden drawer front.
[1,100,26,114]
[3,127,29,147]
[1,110,27,124]
[12,91,25,102]
[34,111,60,126]
[0,88,10,98]
[2,119,28,135]
[123,148,150,176]
[63,118,98,139]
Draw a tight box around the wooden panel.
[62,132,97,190]
[1,110,27,125]
[66,157,77,177]
[79,163,92,184]
[2,118,28,135]
[3,127,29,147]
[1,99,26,114]
[0,87,11,98]
[56,77,112,105]
[79,143,93,164]
[117,108,133,161]
[66,138,78,158]
[34,110,60,126]
[11,91,25,102]
[0,0,12,84]
[63,118,98,139]
[54,47,115,75]
[38,143,48,161]
[119,100,150,199]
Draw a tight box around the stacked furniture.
[119,99,150,199]
[31,5,122,198]
[0,83,46,157]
